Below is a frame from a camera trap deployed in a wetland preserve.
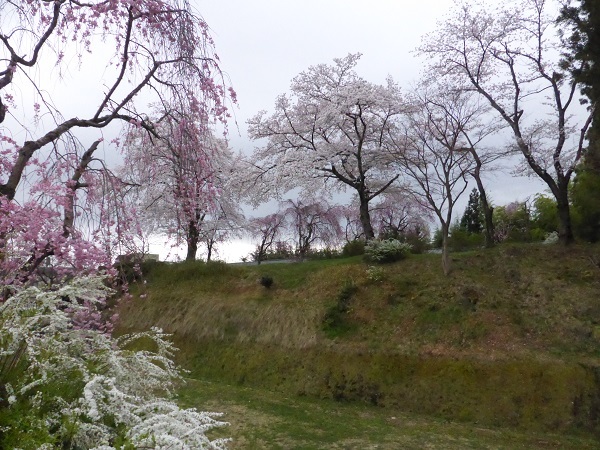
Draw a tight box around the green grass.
[178,378,599,449]
[116,242,600,438]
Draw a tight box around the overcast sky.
[155,0,549,261]
[195,0,546,197]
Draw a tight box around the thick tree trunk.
[481,201,495,248]
[298,248,307,261]
[186,220,199,261]
[556,186,574,245]
[441,223,451,276]
[359,196,375,240]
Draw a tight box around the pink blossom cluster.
[0,0,236,336]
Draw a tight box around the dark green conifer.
[460,189,484,235]
[558,1,600,241]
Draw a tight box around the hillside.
[116,243,600,437]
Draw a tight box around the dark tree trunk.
[482,201,495,247]
[186,220,199,261]
[206,242,213,262]
[441,222,451,276]
[359,196,375,240]
[475,178,495,248]
[556,185,574,245]
[298,247,307,260]
[469,150,495,248]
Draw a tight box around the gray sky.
[198,0,455,144]
[153,0,549,261]
[195,0,546,199]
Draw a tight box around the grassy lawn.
[117,243,600,442]
[178,378,599,449]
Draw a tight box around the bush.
[260,276,274,288]
[0,277,229,449]
[449,227,484,251]
[305,247,340,260]
[364,239,412,264]
[342,239,365,257]
[401,231,430,254]
[322,281,358,336]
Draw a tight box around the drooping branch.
[0,0,235,286]
[18,139,102,284]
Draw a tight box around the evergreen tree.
[559,0,600,241]
[460,189,484,234]
[571,170,600,242]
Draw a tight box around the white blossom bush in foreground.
[364,239,413,264]
[0,276,229,449]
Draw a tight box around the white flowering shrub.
[543,231,559,245]
[364,239,412,264]
[0,276,229,449]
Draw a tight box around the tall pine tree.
[559,1,600,241]
[460,189,484,235]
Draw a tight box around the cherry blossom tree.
[282,198,342,259]
[424,86,505,248]
[418,0,593,244]
[0,2,234,444]
[0,2,235,445]
[0,0,233,287]
[370,191,431,241]
[247,54,405,240]
[339,203,365,243]
[121,115,242,262]
[248,212,285,264]
[390,89,473,275]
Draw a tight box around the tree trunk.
[471,155,495,248]
[476,184,495,248]
[359,196,375,240]
[441,223,451,276]
[298,248,306,261]
[186,220,199,261]
[481,200,495,248]
[206,241,213,262]
[556,186,574,245]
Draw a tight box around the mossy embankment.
[116,244,600,436]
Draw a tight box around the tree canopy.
[247,54,405,239]
[0,0,234,284]
[418,0,593,244]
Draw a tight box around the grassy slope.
[117,243,600,439]
[177,379,598,449]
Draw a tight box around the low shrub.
[342,240,366,257]
[365,265,385,282]
[449,229,484,252]
[305,247,340,260]
[0,277,229,449]
[260,276,274,288]
[364,239,412,264]
[322,281,358,336]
